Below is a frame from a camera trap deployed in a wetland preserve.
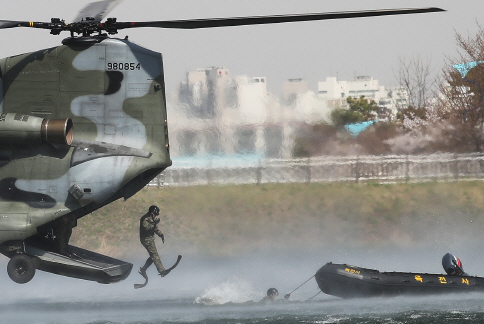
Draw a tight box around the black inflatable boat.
[315,253,484,298]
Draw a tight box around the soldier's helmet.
[149,205,160,216]
[267,288,279,298]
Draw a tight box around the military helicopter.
[0,1,443,284]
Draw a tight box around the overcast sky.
[1,0,484,96]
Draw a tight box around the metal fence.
[149,153,484,187]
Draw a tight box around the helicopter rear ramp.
[25,244,132,284]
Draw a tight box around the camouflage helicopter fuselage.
[0,36,171,248]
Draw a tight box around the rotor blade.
[0,20,26,29]
[73,0,123,22]
[114,7,444,30]
[0,20,52,30]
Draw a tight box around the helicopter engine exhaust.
[0,113,73,146]
[41,118,74,145]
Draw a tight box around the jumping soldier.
[139,205,168,277]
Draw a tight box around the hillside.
[70,181,484,258]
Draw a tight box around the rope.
[306,290,322,301]
[284,274,315,299]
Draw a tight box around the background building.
[318,76,409,118]
[174,67,287,160]
[170,68,410,162]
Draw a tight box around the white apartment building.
[174,67,289,159]
[318,76,409,118]
[170,69,410,160]
[282,78,309,103]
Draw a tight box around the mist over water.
[4,186,484,324]
[3,237,484,323]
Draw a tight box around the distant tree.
[292,120,404,157]
[292,122,339,157]
[356,122,401,155]
[330,108,364,127]
[395,105,427,121]
[434,24,484,152]
[392,55,438,132]
[331,96,378,127]
[395,55,436,112]
[347,96,379,120]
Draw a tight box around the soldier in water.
[260,288,279,302]
[139,205,168,277]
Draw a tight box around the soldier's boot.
[157,264,167,277]
[159,269,170,277]
[139,258,153,275]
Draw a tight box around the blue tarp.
[453,61,484,78]
[345,120,374,137]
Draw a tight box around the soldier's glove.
[160,233,165,244]
[154,217,160,225]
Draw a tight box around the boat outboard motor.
[442,253,468,276]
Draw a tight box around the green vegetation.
[331,95,379,127]
[292,24,484,157]
[71,181,484,258]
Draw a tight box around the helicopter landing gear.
[7,254,37,284]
